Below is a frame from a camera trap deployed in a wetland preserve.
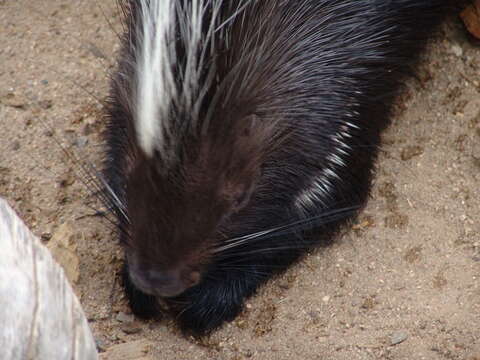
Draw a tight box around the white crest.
[135,0,226,159]
[136,0,176,157]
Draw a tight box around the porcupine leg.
[174,273,258,335]
[121,262,160,319]
[173,246,309,335]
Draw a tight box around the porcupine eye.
[227,181,255,212]
[232,191,249,210]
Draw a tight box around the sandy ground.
[1,1,479,359]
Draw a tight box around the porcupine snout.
[127,260,201,298]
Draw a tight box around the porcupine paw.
[121,263,161,319]
[175,283,245,336]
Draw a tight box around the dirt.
[1,1,479,359]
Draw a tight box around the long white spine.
[135,0,218,159]
[136,0,176,157]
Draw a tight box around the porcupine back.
[104,0,452,334]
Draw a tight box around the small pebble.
[390,330,408,346]
[87,42,107,60]
[58,173,75,187]
[82,123,93,136]
[95,338,107,353]
[38,99,53,110]
[121,321,143,335]
[100,339,154,359]
[308,310,321,324]
[75,136,89,148]
[401,145,424,161]
[244,349,254,358]
[451,44,463,58]
[116,311,134,323]
[2,92,27,108]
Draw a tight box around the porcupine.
[102,0,458,335]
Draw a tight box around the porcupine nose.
[143,268,201,298]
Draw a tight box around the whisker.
[37,118,131,240]
[93,0,122,41]
[44,65,106,108]
[213,205,358,254]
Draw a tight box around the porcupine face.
[122,131,261,298]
